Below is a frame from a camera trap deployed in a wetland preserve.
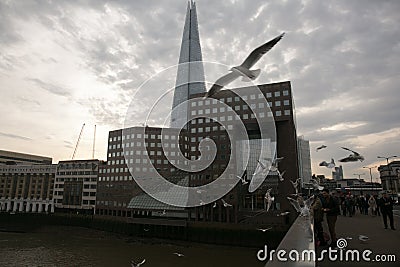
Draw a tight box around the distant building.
[0,149,52,165]
[332,165,344,181]
[378,160,400,195]
[54,159,105,214]
[0,164,56,213]
[96,127,189,218]
[297,136,312,185]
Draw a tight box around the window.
[275,101,281,107]
[284,110,291,116]
[191,102,196,107]
[243,114,249,119]
[283,90,289,96]
[259,112,265,118]
[274,91,280,97]
[276,110,282,116]
[250,94,256,100]
[219,107,225,112]
[258,103,264,109]
[266,92,272,98]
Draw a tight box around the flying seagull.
[277,170,286,182]
[277,211,290,216]
[264,188,275,212]
[205,33,285,98]
[257,227,272,232]
[339,147,365,162]
[237,175,248,185]
[310,178,324,191]
[316,145,327,152]
[173,252,185,257]
[319,158,335,169]
[270,157,284,172]
[212,202,217,208]
[221,199,232,207]
[290,178,302,194]
[359,235,369,243]
[131,259,146,267]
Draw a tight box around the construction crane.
[72,123,85,160]
[92,124,96,159]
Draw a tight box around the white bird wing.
[319,161,328,166]
[287,197,301,212]
[240,33,285,69]
[206,71,240,97]
[341,146,360,156]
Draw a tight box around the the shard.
[170,0,206,129]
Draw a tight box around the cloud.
[0,0,398,176]
[25,78,71,98]
[0,131,32,141]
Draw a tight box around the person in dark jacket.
[311,193,326,246]
[321,189,340,246]
[379,192,395,230]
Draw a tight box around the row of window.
[190,90,290,107]
[109,142,187,150]
[110,134,187,142]
[191,100,290,115]
[107,151,190,159]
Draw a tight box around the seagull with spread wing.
[205,33,285,98]
[339,147,365,162]
[316,145,327,152]
[319,158,335,169]
[131,259,146,267]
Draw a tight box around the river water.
[0,226,264,267]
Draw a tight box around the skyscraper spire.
[170,0,206,128]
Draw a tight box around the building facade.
[332,165,344,181]
[0,164,56,213]
[54,159,104,214]
[0,149,52,165]
[297,136,312,185]
[378,160,400,195]
[96,127,189,218]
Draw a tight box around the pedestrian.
[311,192,327,246]
[368,195,377,216]
[321,189,340,247]
[379,192,395,230]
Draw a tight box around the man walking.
[321,189,340,247]
[380,192,395,230]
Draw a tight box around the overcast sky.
[1,0,399,181]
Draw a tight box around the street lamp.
[377,155,398,195]
[353,173,365,185]
[363,166,377,192]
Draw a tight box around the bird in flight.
[173,252,185,257]
[339,147,364,162]
[212,202,217,208]
[358,235,369,243]
[277,211,290,216]
[221,199,233,207]
[264,188,275,212]
[319,158,335,169]
[237,175,249,185]
[257,227,272,232]
[316,145,327,152]
[205,33,285,98]
[310,178,324,191]
[290,178,302,194]
[131,259,146,267]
